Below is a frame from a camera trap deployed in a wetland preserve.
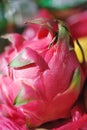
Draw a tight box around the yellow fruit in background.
[74,36,87,63]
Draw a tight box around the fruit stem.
[58,21,73,50]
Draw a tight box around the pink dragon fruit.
[0,103,27,130]
[0,114,27,130]
[0,19,85,128]
[0,74,28,130]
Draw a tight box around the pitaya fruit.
[0,114,27,130]
[67,13,87,128]
[0,19,85,128]
[0,74,28,130]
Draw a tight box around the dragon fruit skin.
[0,74,28,130]
[0,114,27,130]
[0,20,85,127]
